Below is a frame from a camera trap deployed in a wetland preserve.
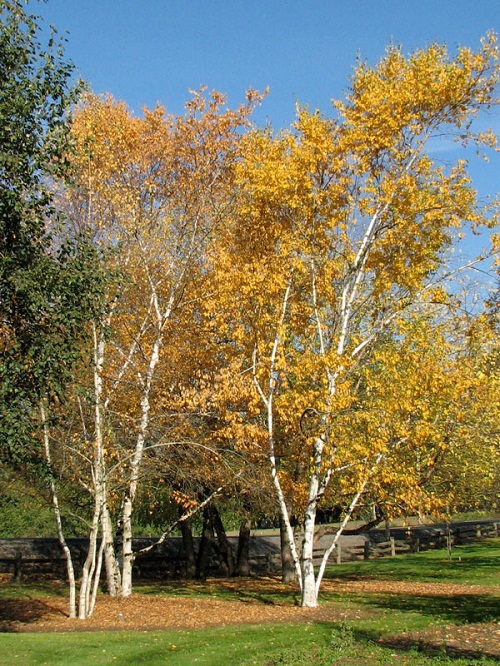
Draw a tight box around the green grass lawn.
[0,619,497,666]
[1,621,497,666]
[0,539,499,666]
[320,539,500,629]
[324,538,500,587]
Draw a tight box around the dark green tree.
[0,0,103,463]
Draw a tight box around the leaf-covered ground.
[380,622,500,662]
[1,578,499,660]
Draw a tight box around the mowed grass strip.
[1,621,499,666]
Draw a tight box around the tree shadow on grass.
[376,624,500,662]
[362,592,500,624]
[0,597,68,632]
[137,577,301,606]
[345,592,500,662]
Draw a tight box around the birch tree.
[59,87,262,611]
[212,38,500,606]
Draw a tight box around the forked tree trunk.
[78,499,102,619]
[196,505,216,580]
[234,518,252,577]
[212,503,235,576]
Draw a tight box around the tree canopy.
[0,0,106,464]
[1,6,499,616]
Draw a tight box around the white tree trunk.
[119,282,179,597]
[78,498,101,619]
[89,536,105,617]
[254,275,304,589]
[39,401,77,619]
[299,434,325,607]
[101,503,121,596]
[120,496,135,597]
[78,320,108,618]
[269,457,303,586]
[120,329,163,597]
[300,505,319,607]
[314,453,384,598]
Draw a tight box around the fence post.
[476,524,482,539]
[14,552,22,583]
[336,542,342,565]
[390,537,395,557]
[364,540,370,560]
[494,522,499,538]
[265,553,274,573]
[446,535,453,560]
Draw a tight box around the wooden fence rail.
[0,520,498,581]
[312,521,500,565]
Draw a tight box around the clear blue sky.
[36,0,500,127]
[36,0,500,264]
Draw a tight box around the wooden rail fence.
[0,520,498,581]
